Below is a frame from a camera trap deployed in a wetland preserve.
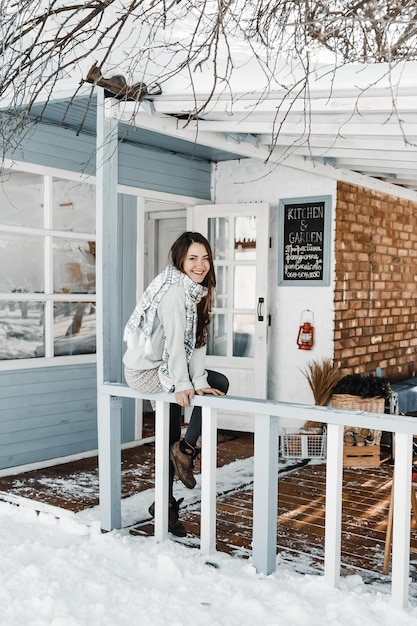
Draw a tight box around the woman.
[123,232,229,536]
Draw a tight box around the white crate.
[281,428,326,459]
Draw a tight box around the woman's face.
[182,242,211,283]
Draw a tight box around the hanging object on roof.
[83,64,162,102]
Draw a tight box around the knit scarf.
[124,265,207,390]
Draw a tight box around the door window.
[208,215,257,359]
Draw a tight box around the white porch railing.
[98,383,416,610]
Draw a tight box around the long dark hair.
[169,231,216,348]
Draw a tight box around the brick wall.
[334,181,417,378]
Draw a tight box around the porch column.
[324,423,344,587]
[96,88,120,530]
[200,406,218,555]
[154,400,170,541]
[391,432,413,609]
[98,394,122,530]
[252,414,279,575]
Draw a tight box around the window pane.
[0,301,44,359]
[234,265,256,309]
[53,178,96,233]
[207,313,227,356]
[53,239,96,294]
[0,233,44,293]
[53,301,96,356]
[233,314,255,357]
[208,217,229,260]
[234,216,256,260]
[0,170,44,228]
[213,265,229,309]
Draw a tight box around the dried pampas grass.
[302,358,342,406]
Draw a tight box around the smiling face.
[182,242,211,283]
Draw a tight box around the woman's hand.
[196,387,225,397]
[175,389,195,407]
[175,387,225,407]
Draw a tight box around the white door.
[156,217,186,273]
[144,208,186,285]
[191,203,270,431]
[135,207,187,432]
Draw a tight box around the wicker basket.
[332,393,385,458]
[331,394,385,414]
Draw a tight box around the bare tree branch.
[1,0,417,155]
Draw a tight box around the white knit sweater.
[123,284,208,393]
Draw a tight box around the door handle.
[257,297,264,322]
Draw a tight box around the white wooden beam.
[141,94,417,116]
[324,424,344,587]
[107,102,417,202]
[255,135,417,154]
[180,120,417,137]
[154,400,170,541]
[95,89,119,386]
[334,158,417,173]
[98,394,122,531]
[391,432,413,609]
[96,88,121,530]
[200,406,218,555]
[283,147,417,163]
[252,414,279,575]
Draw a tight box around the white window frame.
[0,166,97,370]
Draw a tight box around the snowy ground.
[1,499,417,626]
[1,457,417,626]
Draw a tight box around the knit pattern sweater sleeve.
[157,286,208,393]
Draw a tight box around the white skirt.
[124,367,163,410]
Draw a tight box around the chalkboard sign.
[278,195,331,286]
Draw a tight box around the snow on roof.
[3,1,417,194]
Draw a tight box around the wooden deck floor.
[0,428,416,582]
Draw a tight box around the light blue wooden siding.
[7,121,212,199]
[9,121,98,177]
[0,364,97,470]
[0,117,213,468]
[0,191,137,469]
[119,142,211,198]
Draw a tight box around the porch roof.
[28,92,245,165]
[26,60,417,195]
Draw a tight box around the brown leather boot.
[148,497,187,537]
[168,497,187,537]
[170,440,199,489]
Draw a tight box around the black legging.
[168,369,229,497]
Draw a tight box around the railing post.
[391,432,413,609]
[200,406,218,554]
[98,394,122,531]
[324,423,344,587]
[252,414,279,575]
[154,400,170,541]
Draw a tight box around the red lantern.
[297,310,314,350]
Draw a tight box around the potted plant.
[299,358,342,433]
[302,357,343,407]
